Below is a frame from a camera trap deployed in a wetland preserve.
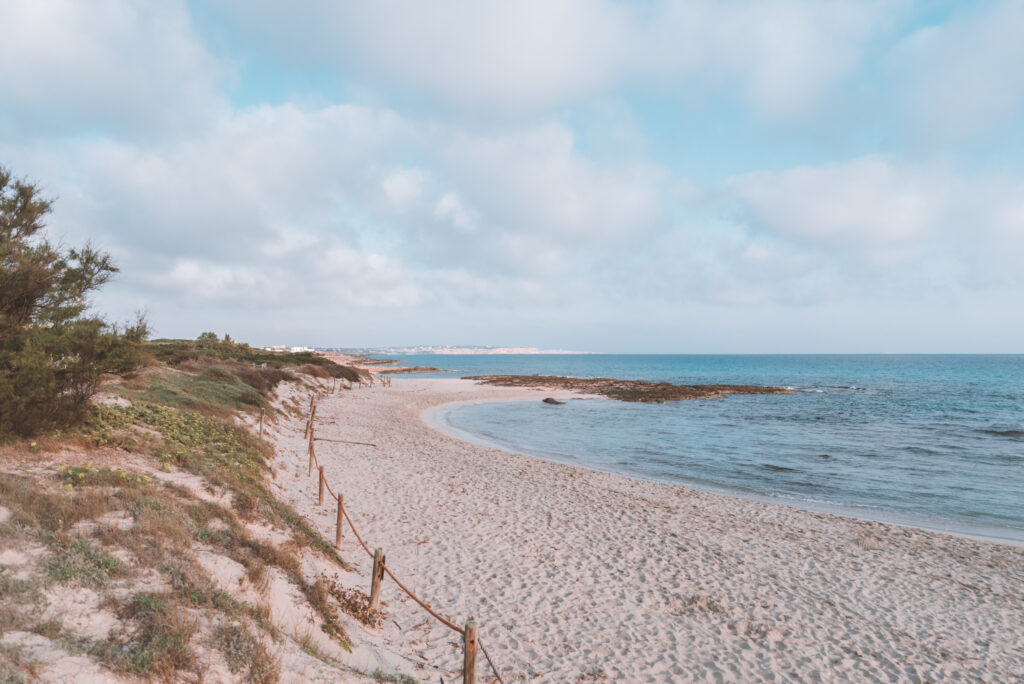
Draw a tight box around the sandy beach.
[269,377,1024,682]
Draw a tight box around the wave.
[761,463,800,473]
[978,426,1024,440]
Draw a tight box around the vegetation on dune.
[0,341,365,680]
[0,166,149,438]
[0,165,377,682]
[148,334,365,383]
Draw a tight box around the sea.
[376,354,1024,543]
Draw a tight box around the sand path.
[271,377,1024,682]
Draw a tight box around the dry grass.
[299,364,332,380]
[0,472,118,532]
[319,573,383,627]
[0,641,43,682]
[96,592,199,680]
[212,622,280,684]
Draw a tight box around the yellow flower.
[63,483,73,492]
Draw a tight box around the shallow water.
[389,354,1024,540]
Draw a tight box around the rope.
[315,437,377,447]
[341,504,374,558]
[379,560,463,633]
[337,479,463,633]
[479,638,505,684]
[303,401,477,640]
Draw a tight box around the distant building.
[263,345,313,353]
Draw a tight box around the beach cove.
[270,376,1024,682]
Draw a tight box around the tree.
[0,166,148,437]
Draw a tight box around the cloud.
[0,0,227,136]
[381,170,425,210]
[888,0,1024,140]
[726,157,947,262]
[719,157,1024,285]
[218,0,894,117]
[438,123,666,244]
[7,100,672,334]
[434,193,479,233]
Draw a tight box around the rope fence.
[298,387,504,684]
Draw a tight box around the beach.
[269,376,1024,682]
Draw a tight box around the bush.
[0,166,148,437]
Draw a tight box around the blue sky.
[1,1,1022,352]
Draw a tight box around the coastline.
[271,375,1024,682]
[426,396,1024,547]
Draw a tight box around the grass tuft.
[371,668,418,683]
[97,592,198,678]
[213,622,280,684]
[45,536,123,588]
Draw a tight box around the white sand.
[270,377,1024,682]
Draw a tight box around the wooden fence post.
[308,429,315,477]
[318,466,325,506]
[258,407,265,438]
[304,399,316,439]
[463,619,478,684]
[369,548,385,612]
[335,494,344,549]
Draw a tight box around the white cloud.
[889,0,1024,139]
[434,193,479,233]
[381,169,425,209]
[726,157,947,261]
[9,100,671,330]
[706,1,889,115]
[721,157,1024,283]
[165,259,262,300]
[0,0,227,135]
[220,0,894,117]
[438,123,666,244]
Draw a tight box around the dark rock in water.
[819,454,831,459]
[467,375,793,403]
[542,397,565,405]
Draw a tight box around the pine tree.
[0,166,147,437]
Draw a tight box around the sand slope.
[270,377,1024,682]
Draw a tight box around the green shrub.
[0,166,148,438]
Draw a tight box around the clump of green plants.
[45,537,123,588]
[58,463,151,490]
[371,668,418,683]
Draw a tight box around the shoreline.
[425,394,1024,547]
[272,376,1024,681]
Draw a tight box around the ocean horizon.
[378,353,1024,542]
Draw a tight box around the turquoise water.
[387,354,1024,541]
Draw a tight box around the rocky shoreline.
[466,374,794,402]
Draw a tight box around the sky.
[1,0,1022,353]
